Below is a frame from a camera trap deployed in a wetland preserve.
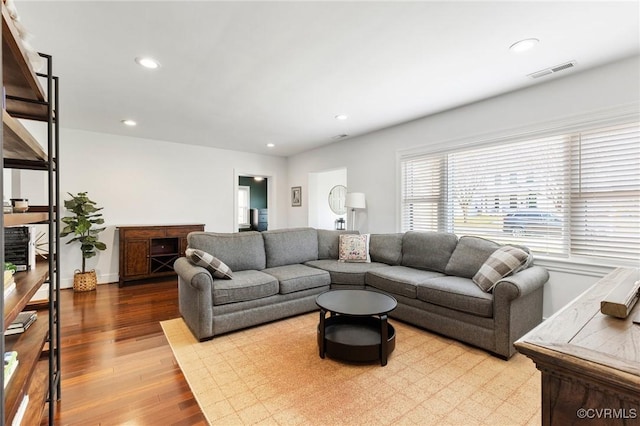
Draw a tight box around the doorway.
[237,176,268,232]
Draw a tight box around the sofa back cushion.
[401,231,458,272]
[187,231,266,271]
[445,236,500,278]
[317,229,359,259]
[369,234,403,265]
[262,228,319,268]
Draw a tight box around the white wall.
[308,168,347,230]
[19,128,288,288]
[5,119,48,204]
[288,55,640,317]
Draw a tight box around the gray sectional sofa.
[174,227,549,359]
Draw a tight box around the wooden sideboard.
[515,267,640,425]
[118,224,204,286]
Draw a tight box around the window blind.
[570,122,640,261]
[399,120,640,263]
[447,135,569,255]
[401,154,444,232]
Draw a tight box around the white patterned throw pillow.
[472,245,530,292]
[185,248,233,279]
[338,234,370,263]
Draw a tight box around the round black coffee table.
[316,289,397,366]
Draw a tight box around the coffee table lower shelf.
[317,315,396,364]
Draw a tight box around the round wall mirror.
[328,185,347,215]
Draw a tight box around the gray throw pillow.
[472,245,530,292]
[185,248,233,279]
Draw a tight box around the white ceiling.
[15,1,640,157]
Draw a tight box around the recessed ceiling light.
[121,119,137,126]
[334,114,348,120]
[509,38,539,53]
[135,56,161,69]
[254,177,264,182]
[266,143,275,148]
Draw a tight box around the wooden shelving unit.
[3,263,49,327]
[1,5,47,121]
[2,111,47,162]
[3,312,48,422]
[1,1,60,425]
[3,212,48,227]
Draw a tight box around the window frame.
[238,185,251,226]
[396,110,640,267]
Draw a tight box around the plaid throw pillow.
[338,234,370,263]
[185,248,233,279]
[472,246,530,292]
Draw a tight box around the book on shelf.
[5,310,37,336]
[4,280,16,298]
[4,351,19,389]
[12,394,29,426]
[4,269,16,298]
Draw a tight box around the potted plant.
[60,192,107,291]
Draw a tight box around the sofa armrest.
[493,266,549,301]
[174,257,215,340]
[493,265,549,358]
[174,257,214,291]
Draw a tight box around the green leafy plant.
[4,262,17,273]
[60,192,107,273]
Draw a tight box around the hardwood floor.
[47,278,206,425]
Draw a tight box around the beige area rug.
[161,313,541,425]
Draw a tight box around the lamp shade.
[345,192,366,209]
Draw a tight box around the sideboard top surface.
[116,224,205,229]
[515,267,640,383]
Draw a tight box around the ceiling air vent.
[528,61,576,79]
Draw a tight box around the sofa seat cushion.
[305,259,389,286]
[366,266,445,299]
[417,276,494,318]
[262,264,331,294]
[211,270,278,306]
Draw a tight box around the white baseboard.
[60,272,119,289]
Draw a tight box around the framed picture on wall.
[291,186,302,207]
